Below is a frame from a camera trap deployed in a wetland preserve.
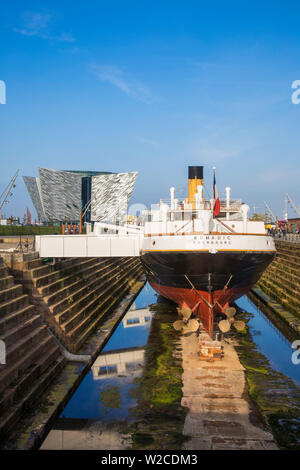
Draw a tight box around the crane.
[263,201,276,222]
[285,193,300,218]
[0,170,19,218]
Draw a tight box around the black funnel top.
[188,166,203,179]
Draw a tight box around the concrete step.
[66,263,141,345]
[37,258,103,297]
[54,258,136,324]
[43,258,123,307]
[263,270,300,299]
[0,284,23,304]
[5,325,49,365]
[1,314,41,348]
[23,264,51,279]
[0,305,36,336]
[25,257,91,280]
[267,259,300,279]
[267,264,300,286]
[0,267,9,278]
[0,334,57,395]
[47,259,123,315]
[275,250,300,268]
[31,258,102,289]
[71,276,139,352]
[0,343,62,415]
[258,278,300,316]
[0,353,65,440]
[0,276,14,291]
[61,260,139,334]
[275,242,300,253]
[0,294,29,318]
[23,258,43,270]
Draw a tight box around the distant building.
[287,218,300,233]
[23,168,138,224]
[0,216,20,226]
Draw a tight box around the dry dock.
[180,332,278,450]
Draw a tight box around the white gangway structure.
[36,222,143,258]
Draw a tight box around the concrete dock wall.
[0,252,144,446]
[5,254,144,353]
[258,240,300,318]
[0,255,66,441]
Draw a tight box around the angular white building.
[23,168,138,223]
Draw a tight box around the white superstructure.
[35,182,275,258]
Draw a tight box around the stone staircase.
[0,258,65,442]
[258,241,300,316]
[13,255,144,352]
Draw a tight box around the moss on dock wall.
[233,306,300,450]
[258,241,300,319]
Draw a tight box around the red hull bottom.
[150,281,250,336]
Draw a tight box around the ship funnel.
[188,166,203,205]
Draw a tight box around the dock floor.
[181,333,278,450]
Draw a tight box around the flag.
[213,169,220,217]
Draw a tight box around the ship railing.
[158,198,243,211]
[277,233,300,243]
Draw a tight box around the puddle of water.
[236,296,300,387]
[41,283,157,449]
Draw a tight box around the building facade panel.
[23,176,46,221]
[90,172,137,223]
[23,168,138,223]
[39,168,82,222]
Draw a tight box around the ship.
[36,165,276,337]
[140,166,276,336]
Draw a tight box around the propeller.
[224,306,236,318]
[233,320,245,331]
[218,319,231,333]
[173,318,199,332]
[218,315,245,333]
[180,306,193,320]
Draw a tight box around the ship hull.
[140,249,275,335]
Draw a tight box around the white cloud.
[56,32,76,43]
[91,64,153,103]
[93,65,130,94]
[14,12,51,38]
[14,11,76,43]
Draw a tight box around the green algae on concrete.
[251,286,300,337]
[258,240,300,320]
[130,300,187,450]
[233,306,300,450]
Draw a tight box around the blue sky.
[1,1,300,220]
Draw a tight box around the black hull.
[140,250,275,292]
